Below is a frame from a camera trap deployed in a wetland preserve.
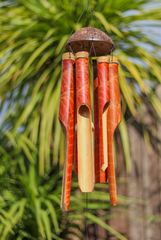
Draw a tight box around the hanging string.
[110,44,115,57]
[92,40,96,57]
[69,0,115,50]
[86,196,88,239]
[89,39,96,57]
[84,0,90,27]
[90,7,104,32]
[69,43,74,54]
[70,0,97,37]
[68,0,115,55]
[90,7,116,55]
[89,3,94,28]
[89,41,93,57]
[70,0,90,37]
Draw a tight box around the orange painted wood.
[107,58,122,205]
[98,60,110,172]
[74,68,78,174]
[92,60,107,183]
[59,54,75,211]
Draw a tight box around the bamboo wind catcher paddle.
[59,27,121,211]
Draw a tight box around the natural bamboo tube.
[59,52,75,211]
[75,51,94,193]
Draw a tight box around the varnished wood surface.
[97,60,110,172]
[65,27,115,57]
[107,60,122,205]
[93,60,107,183]
[59,55,75,211]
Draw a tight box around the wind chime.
[59,23,121,211]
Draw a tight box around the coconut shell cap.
[65,27,115,57]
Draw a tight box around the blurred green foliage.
[0,0,161,239]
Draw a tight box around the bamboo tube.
[59,52,75,211]
[107,56,122,205]
[74,66,78,174]
[97,56,110,172]
[92,60,107,183]
[75,51,94,193]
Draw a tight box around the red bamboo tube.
[74,66,78,174]
[59,52,75,211]
[107,56,122,205]
[92,60,107,183]
[75,51,94,193]
[97,56,110,173]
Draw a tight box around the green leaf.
[51,233,64,240]
[36,47,55,71]
[48,195,61,205]
[119,67,136,115]
[1,199,26,239]
[30,115,40,144]
[14,93,42,132]
[19,134,38,153]
[34,199,46,238]
[55,35,69,55]
[43,28,58,41]
[22,37,56,74]
[41,210,52,240]
[19,141,35,163]
[95,12,124,37]
[0,146,12,160]
[150,93,161,118]
[87,212,128,240]
[44,200,60,234]
[0,215,14,235]
[32,65,54,97]
[119,114,131,171]
[29,164,38,195]
[7,21,37,44]
[19,157,27,176]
